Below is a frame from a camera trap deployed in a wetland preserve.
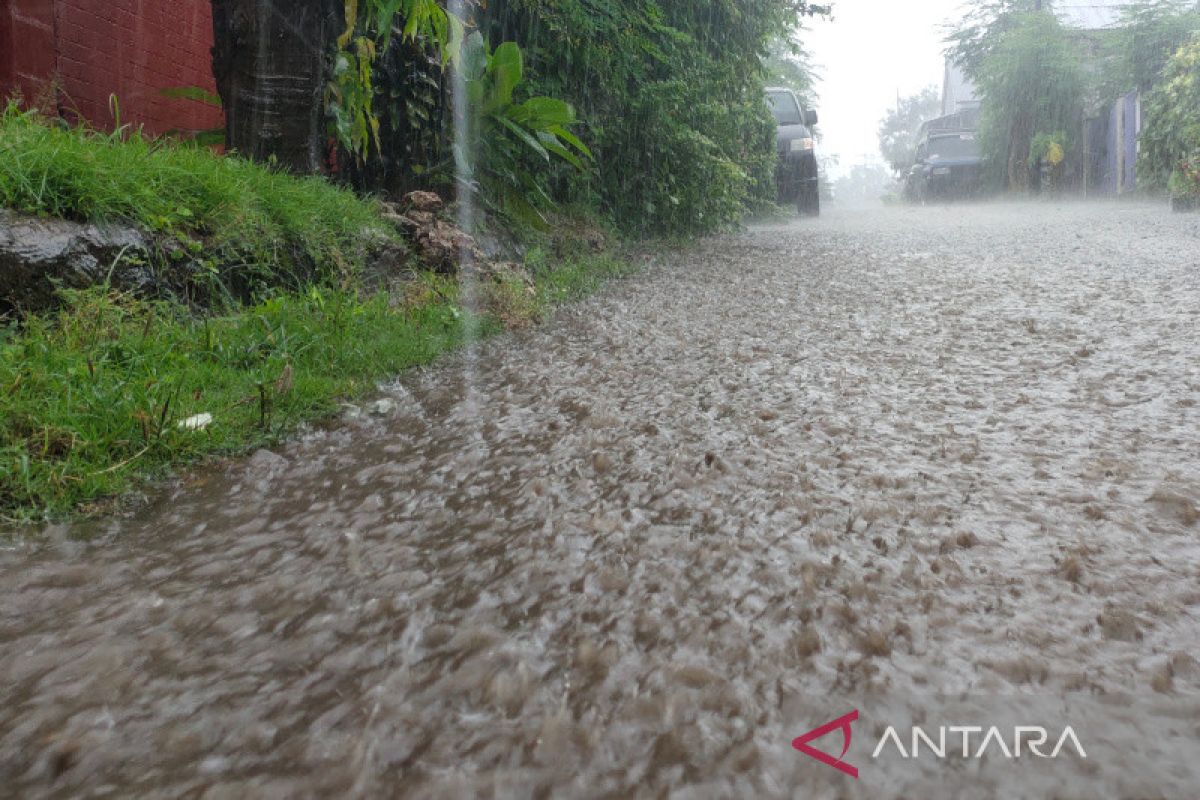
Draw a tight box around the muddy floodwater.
[3,202,1200,798]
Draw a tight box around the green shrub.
[974,12,1084,191]
[459,34,592,227]
[1168,152,1200,197]
[1101,0,1200,95]
[1139,35,1200,191]
[480,0,818,235]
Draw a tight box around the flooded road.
[2,202,1200,798]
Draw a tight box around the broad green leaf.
[509,97,575,128]
[496,116,549,162]
[537,131,584,169]
[547,125,593,160]
[488,42,524,110]
[374,0,403,46]
[462,31,487,82]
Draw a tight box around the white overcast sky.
[805,0,968,176]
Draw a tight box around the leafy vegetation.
[1028,130,1067,167]
[0,103,393,297]
[949,0,1200,193]
[476,0,827,234]
[1139,34,1200,193]
[946,0,1045,82]
[1101,0,1200,94]
[949,6,1084,191]
[977,12,1083,190]
[326,3,594,227]
[765,31,820,109]
[1169,152,1200,198]
[0,0,829,521]
[207,1,826,235]
[0,250,638,522]
[457,34,593,225]
[877,87,942,175]
[329,0,463,162]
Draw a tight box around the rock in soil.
[0,209,156,313]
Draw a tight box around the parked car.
[905,121,983,203]
[766,87,820,216]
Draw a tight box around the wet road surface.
[2,202,1200,798]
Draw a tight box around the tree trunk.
[210,0,341,173]
[1007,116,1032,192]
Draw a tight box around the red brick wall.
[1,0,224,137]
[1,0,57,104]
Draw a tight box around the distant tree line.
[877,87,942,176]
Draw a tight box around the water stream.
[2,203,1199,797]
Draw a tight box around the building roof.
[920,108,983,139]
[1055,0,1136,31]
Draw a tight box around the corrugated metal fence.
[1097,90,1141,196]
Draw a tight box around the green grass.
[528,246,641,302]
[0,102,393,291]
[0,252,638,524]
[0,102,641,524]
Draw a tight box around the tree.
[833,162,891,205]
[950,5,1085,190]
[765,32,820,110]
[945,0,1046,82]
[476,0,832,234]
[1139,33,1200,191]
[210,0,343,173]
[1102,0,1200,94]
[877,87,941,174]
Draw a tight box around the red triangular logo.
[792,710,859,778]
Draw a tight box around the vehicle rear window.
[767,92,803,126]
[928,134,980,160]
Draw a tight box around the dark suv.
[766,87,820,216]
[905,112,983,202]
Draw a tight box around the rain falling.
[1,1,1199,797]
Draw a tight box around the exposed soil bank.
[1,202,1199,797]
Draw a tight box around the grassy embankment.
[0,107,635,523]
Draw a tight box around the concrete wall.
[942,60,980,117]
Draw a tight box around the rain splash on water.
[2,203,1200,797]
